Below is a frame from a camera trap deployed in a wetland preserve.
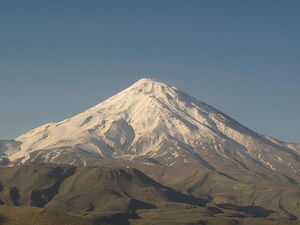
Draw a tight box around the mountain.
[0,165,298,225]
[0,78,300,224]
[0,166,205,217]
[1,78,299,182]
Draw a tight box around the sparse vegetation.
[0,165,299,225]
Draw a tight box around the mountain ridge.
[0,78,299,183]
[0,78,299,224]
[1,165,298,225]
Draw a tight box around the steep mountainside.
[0,78,299,183]
[0,78,299,224]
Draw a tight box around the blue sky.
[0,0,299,142]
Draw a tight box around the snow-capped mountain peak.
[2,78,299,182]
[14,78,212,155]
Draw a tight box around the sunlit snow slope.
[1,78,299,181]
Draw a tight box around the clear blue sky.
[0,0,299,142]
